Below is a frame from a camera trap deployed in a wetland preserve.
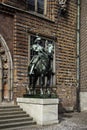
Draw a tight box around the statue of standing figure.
[28,36,54,95]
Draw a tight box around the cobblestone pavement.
[11,111,87,130]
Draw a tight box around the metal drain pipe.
[76,0,80,112]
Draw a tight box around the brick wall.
[80,0,87,92]
[13,10,56,101]
[0,0,77,111]
[4,0,55,21]
[0,12,13,55]
[55,0,77,111]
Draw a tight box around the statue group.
[28,36,54,95]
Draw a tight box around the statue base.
[17,97,59,125]
[23,93,57,98]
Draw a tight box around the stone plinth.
[80,92,87,111]
[17,98,59,125]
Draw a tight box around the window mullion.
[35,0,37,12]
[44,0,47,15]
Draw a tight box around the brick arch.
[0,34,13,102]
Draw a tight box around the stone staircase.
[0,104,36,129]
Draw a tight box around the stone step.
[0,120,36,129]
[0,110,26,115]
[0,113,29,119]
[0,105,20,109]
[0,104,37,129]
[2,125,36,130]
[0,107,23,112]
[0,117,33,124]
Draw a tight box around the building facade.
[0,0,77,112]
[80,0,87,111]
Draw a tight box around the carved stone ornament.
[3,63,8,69]
[0,45,8,85]
[0,34,13,102]
[1,55,7,62]
[58,0,67,16]
[0,47,5,54]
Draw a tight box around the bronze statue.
[28,36,54,95]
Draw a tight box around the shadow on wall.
[58,101,66,113]
[58,102,73,123]
[58,101,75,113]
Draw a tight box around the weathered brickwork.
[0,12,13,55]
[4,0,56,21]
[13,12,56,101]
[80,0,87,92]
[56,1,77,111]
[0,0,77,111]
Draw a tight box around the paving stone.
[7,112,87,130]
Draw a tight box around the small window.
[27,0,46,15]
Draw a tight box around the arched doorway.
[0,35,13,102]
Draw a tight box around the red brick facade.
[0,0,77,112]
[0,13,13,55]
[80,0,87,92]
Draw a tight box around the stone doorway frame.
[0,35,13,102]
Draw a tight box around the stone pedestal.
[80,92,87,111]
[17,98,59,125]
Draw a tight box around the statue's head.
[34,36,41,44]
[47,44,54,54]
[32,44,43,52]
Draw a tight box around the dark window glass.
[37,0,44,14]
[27,0,35,11]
[30,35,36,59]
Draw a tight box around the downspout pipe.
[76,0,80,112]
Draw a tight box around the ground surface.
[10,111,87,130]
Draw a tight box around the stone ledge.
[17,98,59,105]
